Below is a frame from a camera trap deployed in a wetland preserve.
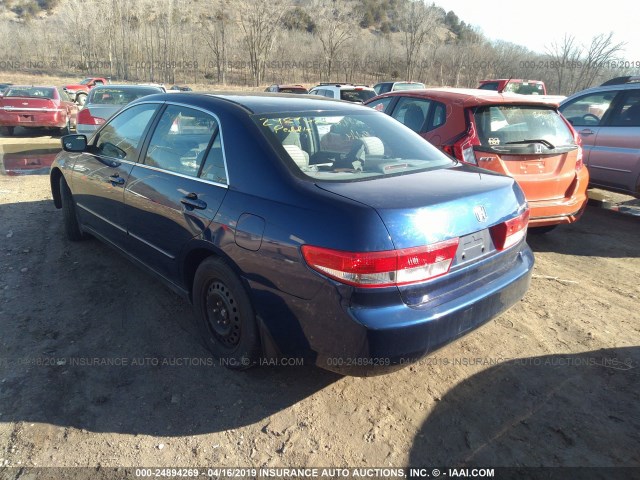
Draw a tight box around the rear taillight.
[561,113,583,171]
[442,110,480,164]
[301,238,460,288]
[77,108,105,126]
[490,209,530,251]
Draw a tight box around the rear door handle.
[181,193,207,210]
[108,174,125,186]
[579,129,595,136]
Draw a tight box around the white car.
[308,83,376,103]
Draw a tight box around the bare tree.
[238,0,286,86]
[199,0,229,84]
[399,0,440,79]
[546,34,581,94]
[314,0,353,80]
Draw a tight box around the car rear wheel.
[76,93,87,107]
[59,175,87,241]
[59,117,70,136]
[193,257,261,369]
[529,225,558,235]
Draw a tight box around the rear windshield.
[255,110,454,181]
[4,87,55,99]
[473,105,575,153]
[279,88,308,94]
[89,87,160,104]
[503,82,545,95]
[340,89,375,103]
[393,82,426,91]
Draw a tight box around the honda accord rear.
[51,93,533,375]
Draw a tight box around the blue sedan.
[50,93,533,375]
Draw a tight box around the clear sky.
[433,0,640,61]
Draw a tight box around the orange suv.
[366,88,589,232]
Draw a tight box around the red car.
[366,88,589,232]
[0,86,78,136]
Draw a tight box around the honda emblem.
[474,205,488,222]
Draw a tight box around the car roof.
[561,81,640,104]
[372,88,560,108]
[133,92,372,114]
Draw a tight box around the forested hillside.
[0,0,630,94]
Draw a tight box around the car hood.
[316,165,526,249]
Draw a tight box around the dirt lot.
[0,131,639,472]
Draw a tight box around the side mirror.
[61,134,87,152]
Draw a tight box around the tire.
[529,225,558,235]
[59,175,87,241]
[5,126,14,136]
[193,257,261,369]
[59,117,70,136]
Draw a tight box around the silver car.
[76,85,164,136]
[560,76,640,197]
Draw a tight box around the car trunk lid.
[315,165,529,306]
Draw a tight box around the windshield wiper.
[504,139,555,149]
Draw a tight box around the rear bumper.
[0,111,66,128]
[252,243,534,376]
[528,169,590,227]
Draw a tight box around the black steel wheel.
[193,257,260,369]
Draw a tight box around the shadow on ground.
[410,347,640,466]
[0,200,340,437]
[527,206,640,259]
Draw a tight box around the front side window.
[560,91,618,126]
[255,110,454,181]
[391,97,431,132]
[366,97,393,113]
[473,105,575,154]
[94,103,159,160]
[144,105,219,177]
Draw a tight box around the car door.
[71,102,160,246]
[124,104,228,280]
[585,89,640,193]
[560,90,620,171]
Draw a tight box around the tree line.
[0,0,635,95]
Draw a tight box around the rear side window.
[607,90,640,126]
[560,92,617,126]
[144,105,219,177]
[473,105,575,152]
